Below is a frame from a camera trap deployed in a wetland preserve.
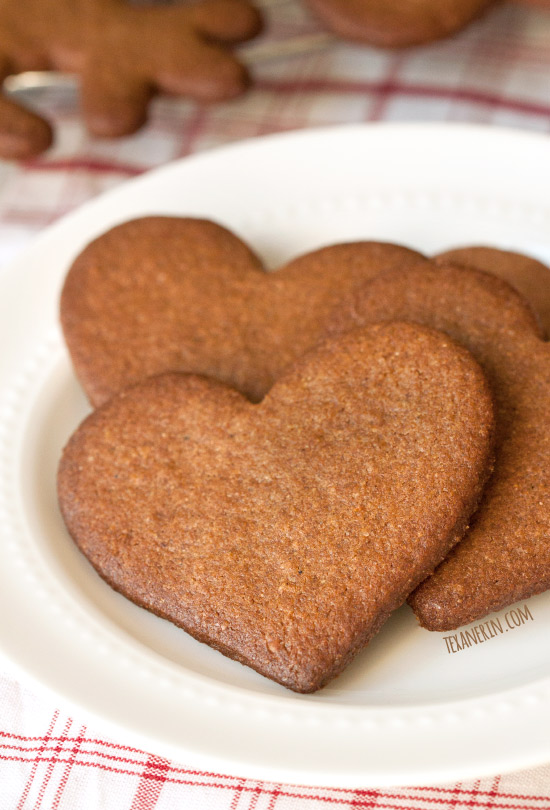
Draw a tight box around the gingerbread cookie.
[60,216,424,407]
[330,261,550,631]
[435,245,550,337]
[58,322,494,691]
[513,0,550,7]
[0,0,262,160]
[303,0,497,47]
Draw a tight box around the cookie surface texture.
[302,0,497,47]
[60,216,424,407]
[330,261,550,630]
[58,323,494,692]
[436,245,550,336]
[0,0,262,159]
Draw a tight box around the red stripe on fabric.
[255,77,550,119]
[229,777,246,810]
[0,730,155,756]
[326,790,547,810]
[19,158,146,176]
[351,789,381,809]
[0,210,61,226]
[129,754,171,810]
[0,740,153,769]
[445,783,464,810]
[50,725,87,810]
[33,717,73,810]
[249,784,262,810]
[1,732,549,805]
[267,783,282,810]
[1,756,548,810]
[15,711,59,810]
[2,734,550,807]
[486,777,503,810]
[367,54,406,121]
[412,784,549,803]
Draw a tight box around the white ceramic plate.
[1,123,550,788]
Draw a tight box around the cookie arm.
[0,57,53,158]
[187,0,263,42]
[145,1,262,102]
[156,40,254,102]
[79,62,153,138]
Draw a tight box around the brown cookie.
[436,245,550,337]
[513,0,550,7]
[302,0,497,47]
[0,0,262,160]
[58,322,494,692]
[60,216,424,407]
[330,261,550,631]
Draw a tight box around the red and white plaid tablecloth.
[2,1,550,806]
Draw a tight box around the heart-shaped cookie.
[60,216,424,407]
[58,323,494,691]
[435,245,550,336]
[330,261,550,630]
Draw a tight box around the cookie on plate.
[58,322,494,691]
[435,245,550,336]
[60,216,424,407]
[330,261,550,630]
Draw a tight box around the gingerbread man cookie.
[0,0,262,159]
[302,0,497,47]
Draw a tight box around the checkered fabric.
[1,675,550,809]
[1,0,550,806]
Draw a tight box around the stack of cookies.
[57,217,550,692]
